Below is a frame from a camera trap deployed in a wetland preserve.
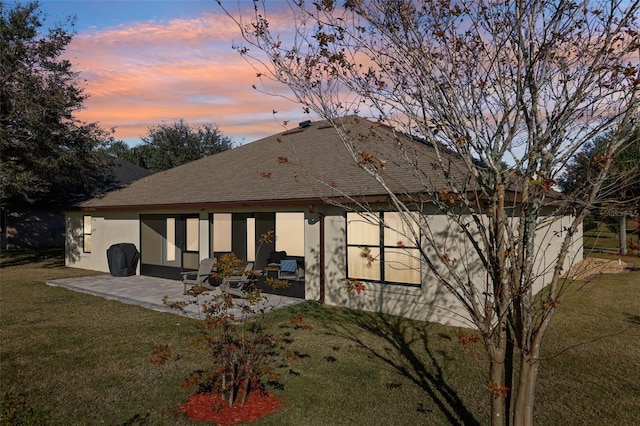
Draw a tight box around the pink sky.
[63,6,307,146]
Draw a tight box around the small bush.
[157,232,310,408]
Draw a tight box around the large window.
[276,212,304,256]
[209,212,302,262]
[83,215,92,253]
[185,217,199,252]
[246,217,256,262]
[210,213,256,261]
[346,212,421,285]
[212,213,232,253]
[166,217,176,261]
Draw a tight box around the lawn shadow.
[625,313,640,326]
[314,308,481,426]
[0,247,65,268]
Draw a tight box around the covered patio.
[46,274,304,320]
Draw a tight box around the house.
[2,158,152,250]
[65,117,583,327]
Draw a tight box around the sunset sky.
[29,0,308,146]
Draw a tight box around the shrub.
[156,231,308,407]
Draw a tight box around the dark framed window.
[346,211,421,285]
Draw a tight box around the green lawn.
[1,249,639,425]
[584,218,639,255]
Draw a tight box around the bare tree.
[220,1,639,425]
[558,127,640,254]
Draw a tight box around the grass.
[1,249,203,425]
[1,247,639,425]
[583,218,639,255]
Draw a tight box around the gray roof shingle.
[80,116,468,210]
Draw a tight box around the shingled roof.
[105,158,153,187]
[80,116,468,210]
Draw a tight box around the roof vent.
[298,120,311,128]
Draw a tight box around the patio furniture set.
[181,252,305,296]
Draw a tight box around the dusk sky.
[26,0,308,146]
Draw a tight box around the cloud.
[68,11,306,145]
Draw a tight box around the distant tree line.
[1,1,233,210]
[106,119,234,174]
[558,127,640,217]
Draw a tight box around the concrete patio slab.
[46,274,304,320]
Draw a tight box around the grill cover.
[107,243,140,276]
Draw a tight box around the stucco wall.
[319,209,585,328]
[532,213,584,292]
[65,205,584,328]
[302,212,321,300]
[66,211,141,273]
[320,211,476,327]
[305,213,349,303]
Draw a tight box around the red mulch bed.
[178,391,281,424]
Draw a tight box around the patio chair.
[278,259,304,280]
[181,257,216,294]
[220,262,254,297]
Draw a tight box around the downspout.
[319,213,326,304]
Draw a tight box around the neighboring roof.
[6,156,153,211]
[86,157,153,202]
[80,116,468,210]
[105,158,154,187]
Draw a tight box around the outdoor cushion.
[280,259,297,273]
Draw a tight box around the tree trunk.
[619,214,627,255]
[490,182,509,426]
[513,352,541,426]
[505,328,514,426]
[490,353,506,426]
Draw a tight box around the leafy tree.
[222,1,639,425]
[101,139,131,161]
[127,119,234,172]
[559,127,640,253]
[559,128,640,213]
[0,1,111,206]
